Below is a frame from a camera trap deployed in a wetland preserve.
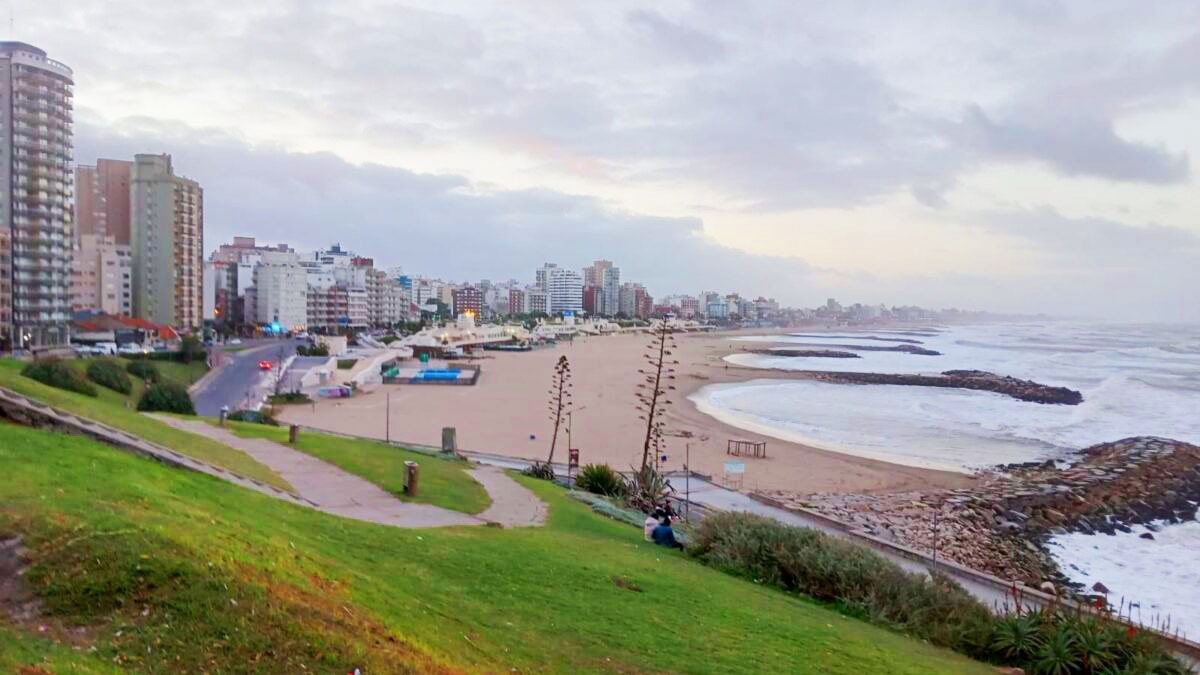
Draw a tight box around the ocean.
[690,321,1200,637]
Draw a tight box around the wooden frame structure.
[726,439,767,458]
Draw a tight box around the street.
[193,338,301,417]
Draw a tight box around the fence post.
[441,427,456,453]
[289,424,299,444]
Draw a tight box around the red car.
[258,360,273,370]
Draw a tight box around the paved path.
[154,416,544,529]
[472,465,547,527]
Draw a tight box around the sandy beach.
[277,331,974,495]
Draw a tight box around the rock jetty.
[757,343,942,355]
[753,348,861,359]
[804,370,1084,405]
[763,437,1200,592]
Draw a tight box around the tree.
[636,322,678,472]
[546,355,573,465]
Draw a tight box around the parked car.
[118,343,148,356]
[258,360,273,370]
[228,338,243,345]
[93,342,119,356]
[72,345,99,357]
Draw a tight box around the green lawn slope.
[220,419,492,514]
[0,359,291,492]
[0,424,993,674]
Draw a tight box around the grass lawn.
[0,359,291,492]
[220,420,491,515]
[0,424,992,674]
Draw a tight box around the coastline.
[277,329,976,495]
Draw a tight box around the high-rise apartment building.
[545,267,582,315]
[582,260,620,316]
[130,153,203,328]
[452,284,483,317]
[253,250,307,331]
[75,159,132,245]
[71,234,131,315]
[1,42,74,349]
[0,228,10,337]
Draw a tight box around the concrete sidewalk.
[154,416,546,530]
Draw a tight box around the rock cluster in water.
[763,437,1200,592]
[754,348,861,359]
[804,369,1084,405]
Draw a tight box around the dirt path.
[153,416,545,529]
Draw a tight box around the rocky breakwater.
[760,342,943,355]
[749,348,861,359]
[806,369,1084,405]
[762,437,1200,592]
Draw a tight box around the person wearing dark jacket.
[651,514,684,549]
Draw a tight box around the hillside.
[0,423,993,674]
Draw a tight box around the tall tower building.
[0,42,74,349]
[130,153,203,328]
[75,159,133,244]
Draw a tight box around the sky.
[23,0,1200,320]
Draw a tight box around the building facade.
[451,284,483,317]
[1,42,75,349]
[545,267,582,315]
[253,250,307,331]
[130,153,203,328]
[74,159,132,245]
[70,234,132,315]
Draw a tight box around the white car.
[92,342,119,356]
[73,345,99,357]
[118,343,148,356]
[228,338,243,345]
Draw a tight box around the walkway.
[154,416,545,529]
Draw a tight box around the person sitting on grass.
[652,514,684,550]
[644,507,664,541]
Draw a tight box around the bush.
[687,512,1187,673]
[688,512,995,656]
[624,464,673,514]
[22,360,96,397]
[521,461,556,480]
[336,359,357,370]
[296,344,329,357]
[86,359,132,394]
[137,382,195,415]
[177,335,207,364]
[226,409,280,426]
[574,464,626,498]
[267,391,310,405]
[126,360,161,383]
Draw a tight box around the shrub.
[336,359,357,370]
[623,464,673,514]
[268,391,310,405]
[296,344,329,357]
[688,512,1187,673]
[574,464,626,498]
[177,335,207,364]
[521,461,556,480]
[22,360,96,397]
[226,409,280,426]
[126,360,161,383]
[688,511,994,655]
[86,358,132,394]
[137,382,196,415]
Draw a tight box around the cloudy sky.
[28,0,1200,320]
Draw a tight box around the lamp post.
[386,390,391,443]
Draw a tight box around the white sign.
[724,461,745,475]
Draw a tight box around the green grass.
[221,420,491,515]
[0,359,292,492]
[0,424,991,674]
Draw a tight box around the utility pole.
[685,442,691,522]
[386,390,391,443]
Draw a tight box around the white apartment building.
[254,250,308,331]
[71,234,132,316]
[546,267,583,315]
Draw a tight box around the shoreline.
[277,329,976,495]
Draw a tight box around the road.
[193,338,301,417]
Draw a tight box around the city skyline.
[20,2,1200,321]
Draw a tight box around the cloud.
[960,105,1190,184]
[74,118,824,301]
[626,9,725,64]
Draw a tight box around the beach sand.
[277,331,973,495]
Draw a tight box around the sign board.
[568,448,580,468]
[723,461,745,475]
